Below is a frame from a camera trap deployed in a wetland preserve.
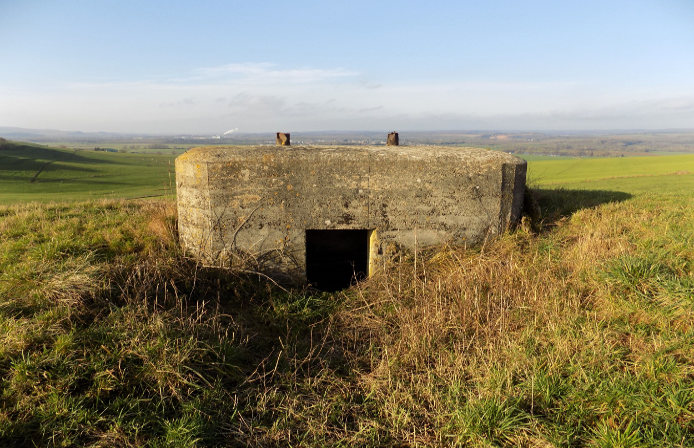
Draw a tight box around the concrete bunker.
[175,145,526,288]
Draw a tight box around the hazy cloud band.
[2,62,693,133]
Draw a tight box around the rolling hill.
[0,140,175,203]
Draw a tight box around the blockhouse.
[176,145,526,289]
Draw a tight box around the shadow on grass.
[0,143,115,166]
[530,188,632,226]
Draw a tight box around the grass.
[0,146,693,446]
[527,153,694,191]
[0,140,175,203]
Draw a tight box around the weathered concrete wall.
[176,145,526,281]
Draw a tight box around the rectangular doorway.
[305,229,372,291]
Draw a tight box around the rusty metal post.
[276,132,290,146]
[387,132,399,146]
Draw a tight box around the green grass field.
[3,139,693,203]
[1,141,693,446]
[0,140,175,203]
[527,153,694,194]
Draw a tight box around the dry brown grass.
[1,192,693,446]
[296,193,693,446]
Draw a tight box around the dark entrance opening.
[305,229,371,291]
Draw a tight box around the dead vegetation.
[0,191,693,446]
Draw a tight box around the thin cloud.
[358,80,383,89]
[358,105,384,113]
[2,62,694,133]
[192,62,358,84]
[159,97,196,108]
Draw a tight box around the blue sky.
[1,0,694,134]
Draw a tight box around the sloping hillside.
[528,153,694,193]
[0,140,174,203]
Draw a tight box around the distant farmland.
[527,153,694,194]
[2,139,694,204]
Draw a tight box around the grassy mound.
[1,184,693,446]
